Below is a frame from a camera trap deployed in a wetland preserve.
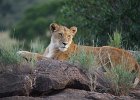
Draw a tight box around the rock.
[1,89,136,100]
[93,67,112,93]
[0,63,33,75]
[129,89,140,99]
[46,89,136,100]
[86,92,135,100]
[46,89,88,100]
[0,59,140,99]
[0,96,45,100]
[31,59,91,96]
[0,72,32,98]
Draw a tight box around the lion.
[17,23,140,88]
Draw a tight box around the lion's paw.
[17,51,30,56]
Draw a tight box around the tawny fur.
[17,23,140,87]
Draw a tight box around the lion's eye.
[59,33,63,36]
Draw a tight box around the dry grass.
[0,31,45,67]
[0,31,18,50]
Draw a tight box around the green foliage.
[10,0,64,46]
[0,0,38,30]
[69,46,95,91]
[10,0,140,48]
[105,65,137,95]
[0,32,21,65]
[0,47,22,66]
[58,0,140,48]
[108,31,122,48]
[69,47,95,70]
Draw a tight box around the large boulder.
[31,59,91,96]
[0,59,140,99]
[129,89,140,99]
[1,89,136,100]
[0,72,32,98]
[93,67,111,93]
[0,96,45,100]
[46,89,89,100]
[0,63,33,75]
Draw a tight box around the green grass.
[69,47,137,95]
[0,32,45,68]
[0,32,19,50]
[69,47,95,91]
[69,47,95,71]
[30,38,45,54]
[105,65,137,95]
[0,48,22,65]
[108,30,122,48]
[0,32,22,66]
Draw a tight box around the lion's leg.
[17,51,46,61]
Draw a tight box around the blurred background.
[0,0,140,50]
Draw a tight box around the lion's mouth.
[60,45,68,49]
[61,46,66,48]
[59,46,68,52]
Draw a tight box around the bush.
[58,0,140,48]
[10,0,140,48]
[10,1,64,47]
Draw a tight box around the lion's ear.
[70,26,77,35]
[50,23,59,32]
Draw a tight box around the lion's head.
[50,23,77,52]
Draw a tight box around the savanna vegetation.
[8,0,140,49]
[0,0,140,96]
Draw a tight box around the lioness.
[18,23,140,87]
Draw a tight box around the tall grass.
[0,48,22,65]
[69,46,137,95]
[0,32,21,65]
[69,47,95,91]
[105,65,137,95]
[30,38,45,54]
[69,48,95,71]
[0,32,45,66]
[108,30,122,48]
[0,32,19,50]
[73,48,95,91]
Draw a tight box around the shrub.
[58,0,140,48]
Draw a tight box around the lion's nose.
[62,42,68,46]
